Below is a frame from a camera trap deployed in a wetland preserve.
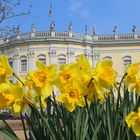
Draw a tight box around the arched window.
[20,56,27,72]
[8,57,13,68]
[38,54,46,65]
[58,54,66,68]
[123,56,132,70]
[103,56,112,60]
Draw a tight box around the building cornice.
[1,31,140,48]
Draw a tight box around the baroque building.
[0,24,139,79]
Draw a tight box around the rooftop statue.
[31,23,36,32]
[132,25,136,34]
[85,25,88,35]
[17,25,20,34]
[113,26,118,34]
[93,26,96,35]
[68,22,72,32]
[50,21,55,32]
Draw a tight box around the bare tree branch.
[0,0,31,38]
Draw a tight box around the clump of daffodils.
[0,55,57,116]
[1,54,140,137]
[0,54,117,114]
[56,55,117,111]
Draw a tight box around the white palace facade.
[0,24,140,79]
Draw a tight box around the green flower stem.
[84,96,95,129]
[20,113,28,140]
[52,92,65,139]
[39,96,44,116]
[116,73,127,112]
[13,72,25,86]
[134,97,140,111]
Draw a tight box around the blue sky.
[12,0,140,35]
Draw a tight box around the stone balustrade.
[2,31,140,45]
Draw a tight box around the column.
[93,35,98,40]
[134,34,137,39]
[93,53,100,67]
[92,47,100,67]
[49,47,57,94]
[49,48,57,65]
[28,51,35,71]
[13,52,20,74]
[114,34,118,40]
[13,52,20,82]
[84,46,92,65]
[67,48,75,63]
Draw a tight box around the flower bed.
[0,54,140,140]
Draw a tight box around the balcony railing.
[35,32,51,37]
[4,31,140,44]
[98,35,115,40]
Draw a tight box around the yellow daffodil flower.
[125,63,140,94]
[0,83,23,109]
[77,54,93,72]
[57,82,85,112]
[58,63,78,83]
[0,55,13,83]
[27,60,56,98]
[0,92,14,109]
[126,63,140,79]
[54,63,80,91]
[12,85,36,116]
[80,74,104,105]
[125,107,140,136]
[94,60,117,89]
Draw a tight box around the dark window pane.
[21,59,27,72]
[39,58,46,65]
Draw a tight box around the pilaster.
[134,34,137,39]
[68,32,73,37]
[28,51,35,71]
[31,32,35,38]
[67,48,75,63]
[93,35,98,40]
[51,31,55,37]
[16,34,20,39]
[49,47,57,65]
[92,47,100,67]
[13,52,20,74]
[114,34,118,40]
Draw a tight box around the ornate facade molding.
[27,51,35,58]
[13,52,19,60]
[49,49,57,57]
[67,49,74,57]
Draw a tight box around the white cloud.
[68,0,91,19]
[80,9,90,18]
[68,0,83,12]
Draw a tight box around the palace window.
[58,54,66,68]
[20,56,27,72]
[123,56,132,71]
[103,56,112,60]
[38,54,46,65]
